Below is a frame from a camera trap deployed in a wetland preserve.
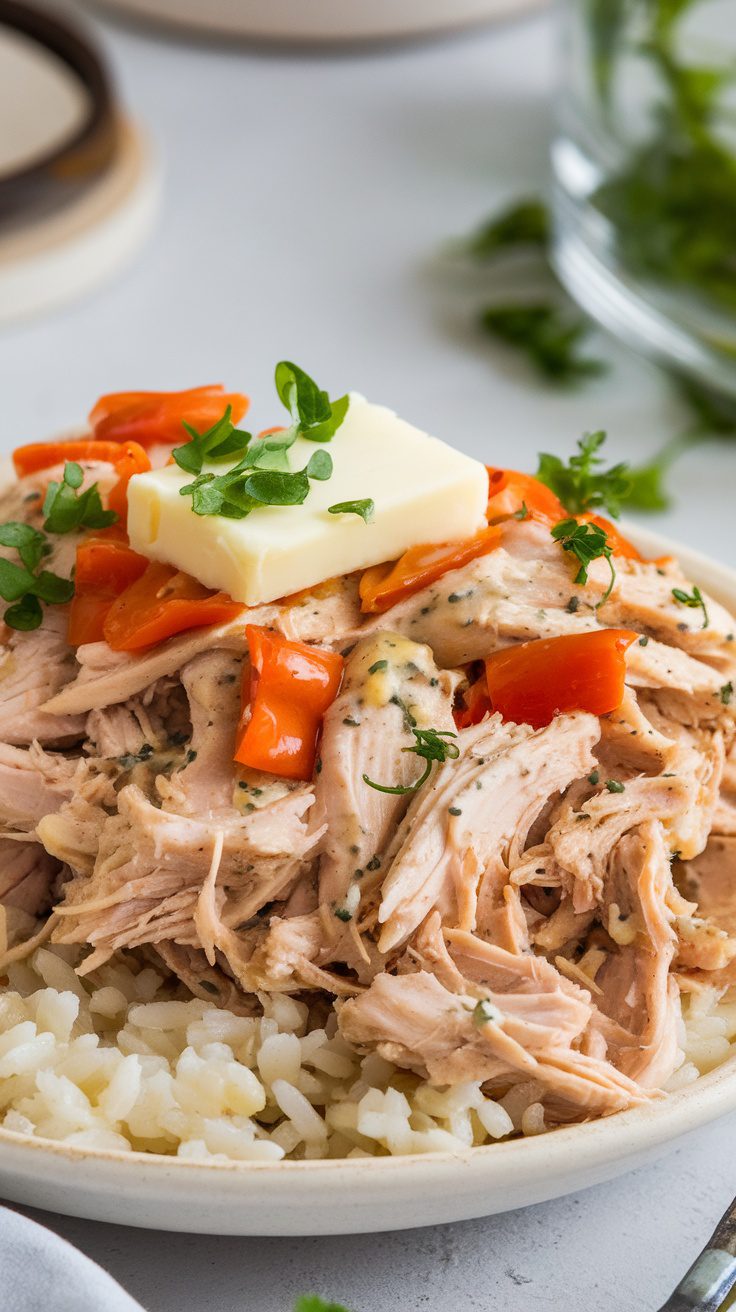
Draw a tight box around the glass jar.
[551,0,736,395]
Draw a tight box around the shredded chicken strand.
[2,474,736,1128]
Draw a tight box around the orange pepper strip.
[484,629,638,730]
[105,442,151,527]
[486,467,566,525]
[103,563,244,652]
[88,386,249,449]
[454,669,491,730]
[359,525,503,615]
[235,626,344,781]
[67,539,149,645]
[12,438,143,479]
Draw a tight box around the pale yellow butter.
[127,395,488,606]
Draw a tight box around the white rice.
[0,946,734,1163]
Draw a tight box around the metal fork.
[658,1196,736,1311]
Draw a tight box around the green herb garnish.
[172,405,252,476]
[590,1,736,318]
[672,585,709,629]
[117,743,155,770]
[294,1298,352,1312]
[551,517,616,607]
[43,462,117,534]
[0,523,49,572]
[181,458,327,519]
[472,999,501,1027]
[328,499,374,523]
[178,363,347,520]
[274,361,349,445]
[363,727,459,796]
[0,533,74,632]
[537,431,630,518]
[306,450,334,481]
[479,304,606,385]
[720,682,734,706]
[605,779,625,793]
[465,198,549,259]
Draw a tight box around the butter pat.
[127,396,488,606]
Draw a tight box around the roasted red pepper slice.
[484,629,638,730]
[88,385,249,449]
[103,563,243,651]
[235,626,344,780]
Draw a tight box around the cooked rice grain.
[0,948,734,1162]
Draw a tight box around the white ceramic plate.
[0,522,734,1235]
[92,0,546,43]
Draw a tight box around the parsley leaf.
[480,305,606,385]
[675,376,736,437]
[172,405,252,476]
[552,517,616,607]
[465,198,549,259]
[616,458,672,512]
[43,462,118,535]
[363,727,459,795]
[328,499,374,523]
[672,584,709,629]
[274,361,349,444]
[537,432,631,517]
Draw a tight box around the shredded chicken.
[2,461,736,1132]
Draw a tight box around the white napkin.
[0,1206,145,1311]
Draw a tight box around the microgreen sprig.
[181,448,333,519]
[552,517,616,608]
[363,726,460,796]
[328,499,374,523]
[537,431,631,518]
[176,363,348,520]
[0,523,49,572]
[672,584,709,629]
[172,406,252,476]
[0,523,73,631]
[274,361,349,445]
[43,462,117,535]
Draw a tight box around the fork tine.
[658,1195,736,1311]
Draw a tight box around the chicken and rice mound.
[2,386,736,1162]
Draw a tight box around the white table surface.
[3,4,736,1309]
